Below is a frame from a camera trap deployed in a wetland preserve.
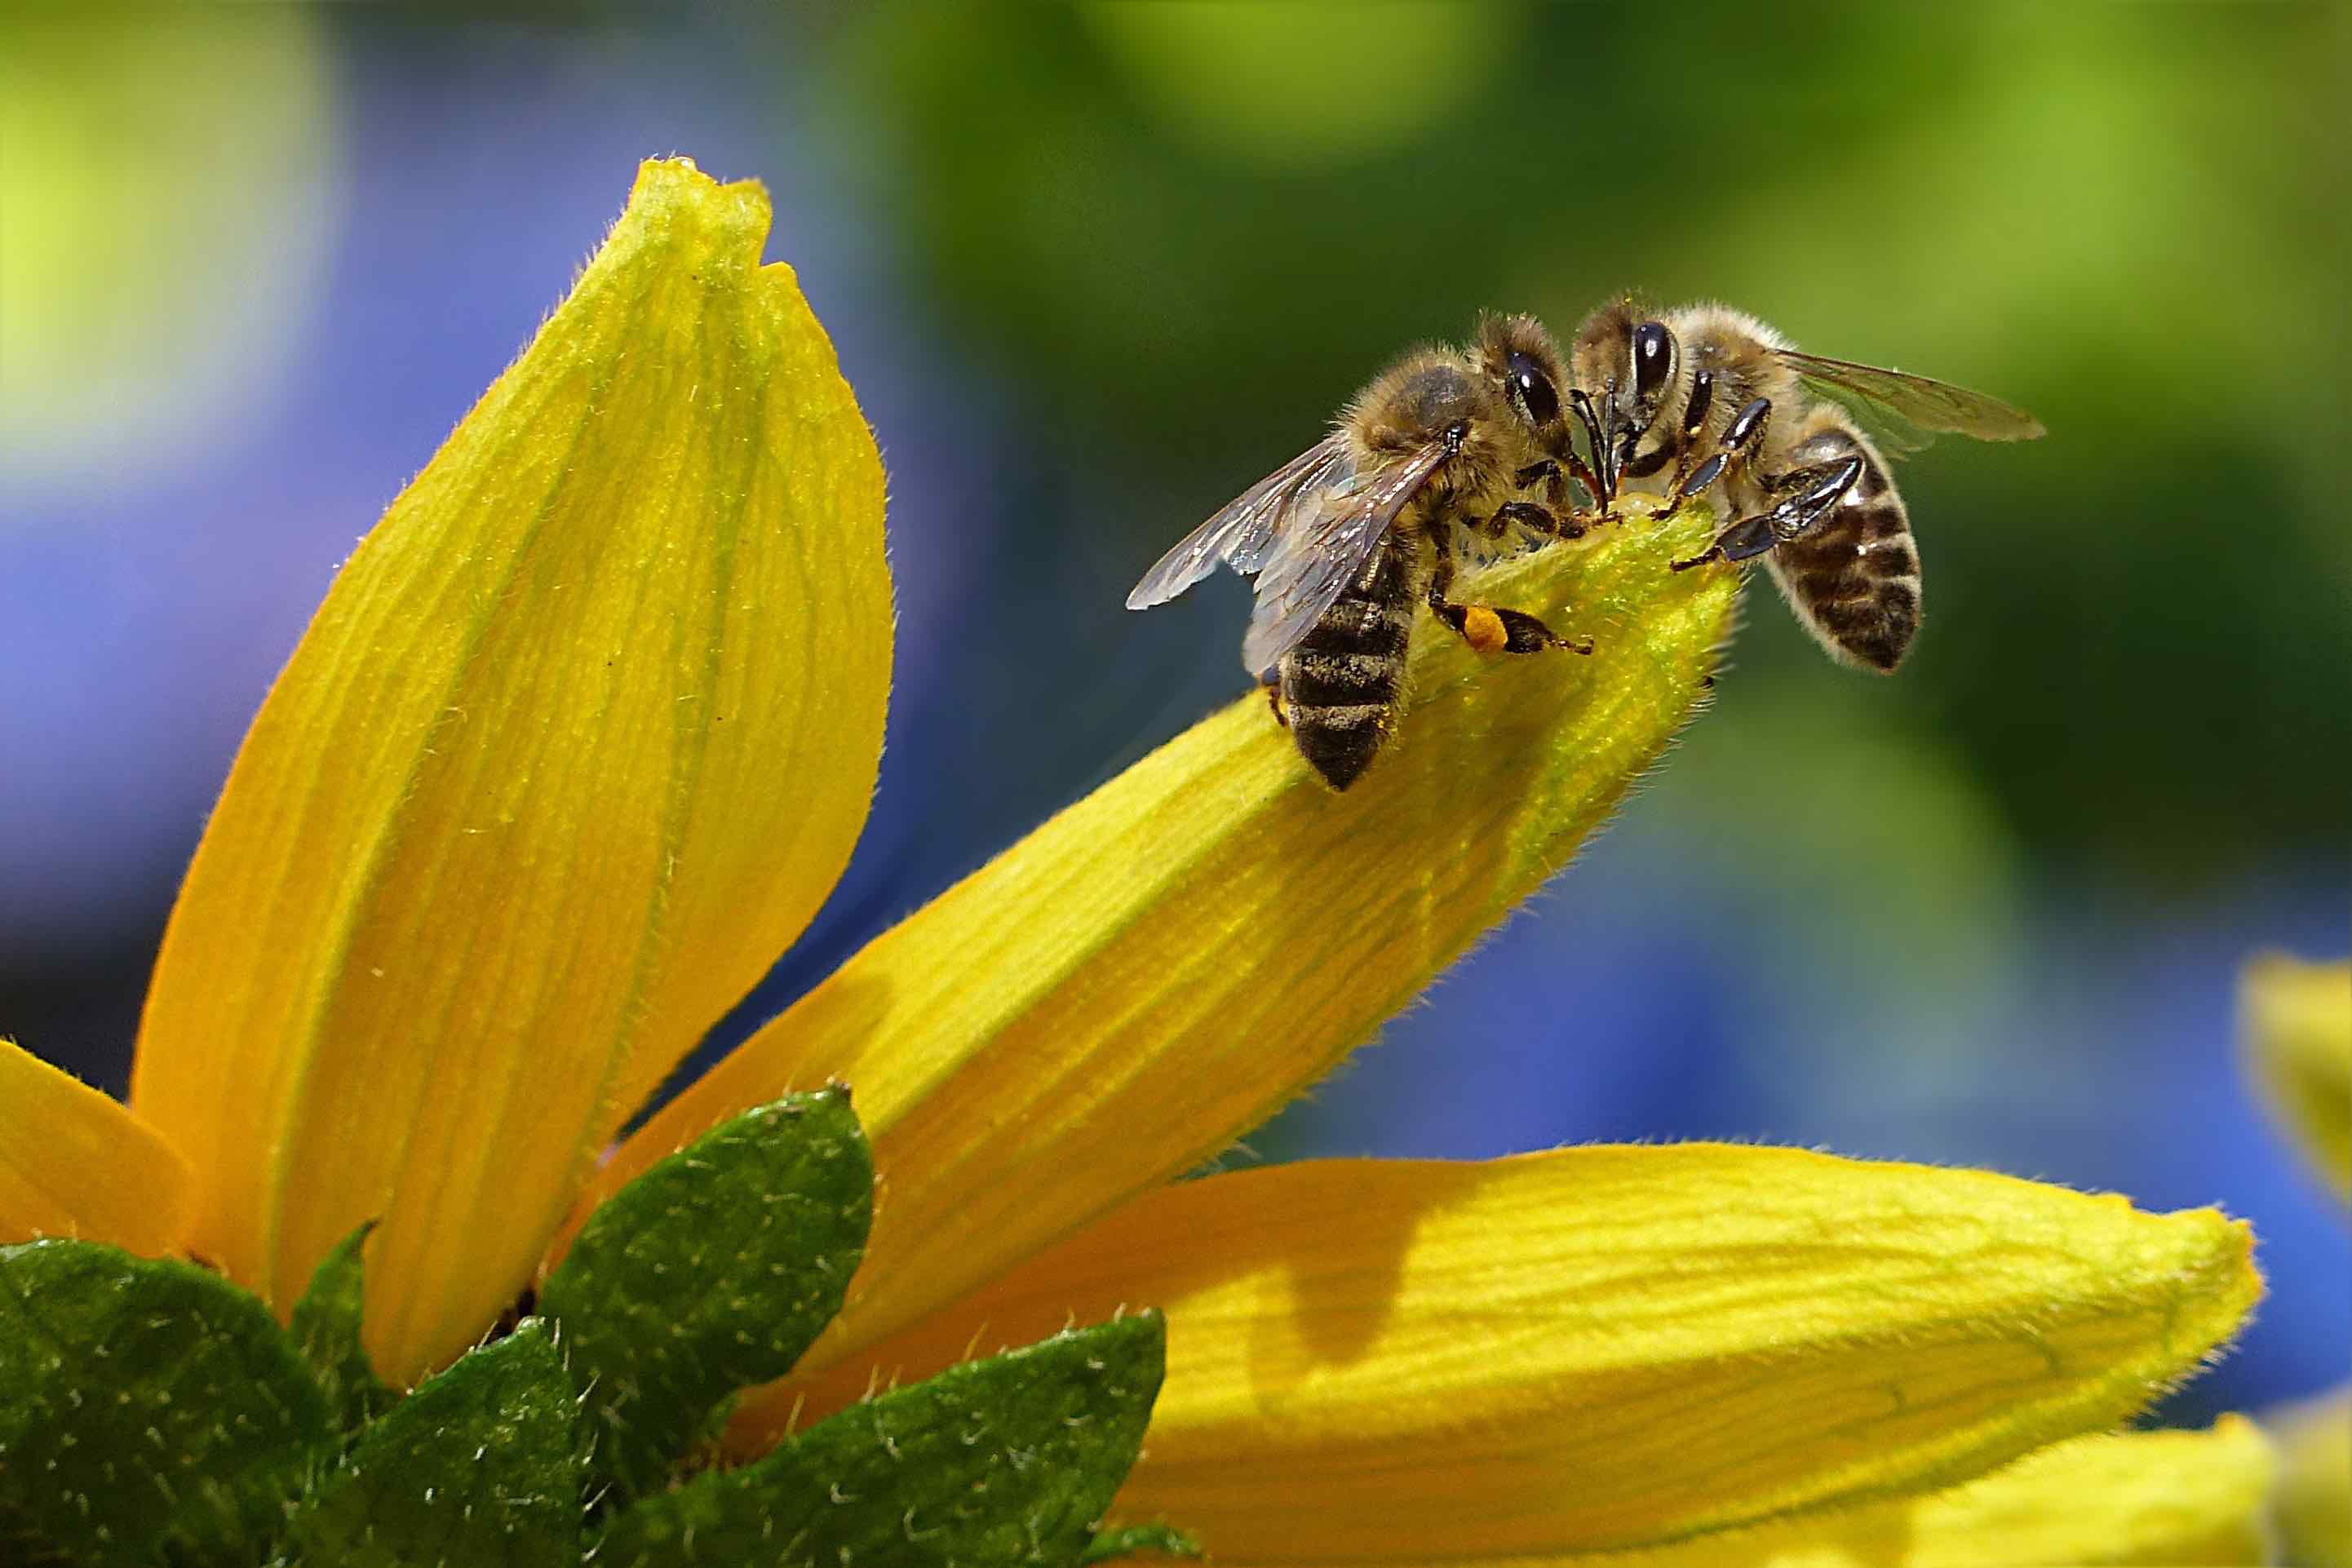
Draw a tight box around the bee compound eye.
[1506,351,1561,428]
[1632,322,1673,404]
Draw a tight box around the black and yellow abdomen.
[1278,528,1424,791]
[1765,417,1922,672]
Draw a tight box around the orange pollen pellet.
[1463,605,1508,655]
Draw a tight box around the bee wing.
[1126,436,1357,609]
[1773,349,2047,449]
[1238,436,1451,675]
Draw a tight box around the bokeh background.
[4,3,2345,1425]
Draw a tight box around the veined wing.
[1126,436,1356,609]
[1239,436,1451,675]
[1774,349,2046,445]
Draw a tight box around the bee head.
[1573,299,1675,424]
[1476,313,1569,447]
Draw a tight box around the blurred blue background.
[2,4,2344,1424]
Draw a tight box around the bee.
[1127,315,1596,791]
[1567,299,2044,671]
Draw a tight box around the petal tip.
[614,156,776,276]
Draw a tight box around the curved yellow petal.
[737,1145,2258,1559]
[2243,953,2351,1200]
[1266,1420,2272,1568]
[2267,1387,2352,1568]
[576,499,1734,1380]
[0,1037,190,1258]
[128,158,889,1383]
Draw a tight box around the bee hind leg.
[1264,676,1289,728]
[1670,456,1864,572]
[1427,531,1594,655]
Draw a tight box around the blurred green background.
[2,2,2345,1423]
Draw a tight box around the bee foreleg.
[1651,370,1722,523]
[1517,454,1606,516]
[1569,388,1620,508]
[1670,456,1864,572]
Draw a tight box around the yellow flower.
[2,159,2265,1562]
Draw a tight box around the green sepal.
[540,1087,872,1502]
[0,1238,332,1566]
[287,1217,395,1435]
[283,1316,579,1568]
[1083,1522,1205,1561]
[595,1311,1167,1568]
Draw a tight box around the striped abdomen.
[1279,529,1423,791]
[1764,415,1921,671]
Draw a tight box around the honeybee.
[1568,299,2044,671]
[1127,315,1595,791]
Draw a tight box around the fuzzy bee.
[1127,314,1594,791]
[1566,299,2045,671]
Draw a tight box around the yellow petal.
[575,498,1734,1380]
[0,1037,191,1258]
[127,158,889,1383]
[2242,953,2352,1200]
[1412,1420,2274,1568]
[738,1145,2258,1559]
[2267,1387,2352,1568]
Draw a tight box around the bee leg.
[1518,454,1606,516]
[1670,456,1863,572]
[1265,676,1289,729]
[1569,388,1619,510]
[1716,396,1774,484]
[1512,464,1609,537]
[1432,600,1590,654]
[1650,370,1719,522]
[1650,452,1725,525]
[1426,530,1594,655]
[1492,499,1587,543]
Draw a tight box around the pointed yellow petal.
[2242,953,2351,1200]
[127,158,889,1383]
[2267,1387,2352,1568]
[575,500,1734,1379]
[735,1145,2258,1559]
[0,1037,191,1258]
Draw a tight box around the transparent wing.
[1238,437,1451,675]
[1775,349,2046,447]
[1126,436,1356,609]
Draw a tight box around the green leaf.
[1083,1522,1204,1561]
[0,1238,331,1566]
[285,1317,579,1568]
[595,1311,1167,1568]
[540,1087,872,1502]
[287,1218,394,1435]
